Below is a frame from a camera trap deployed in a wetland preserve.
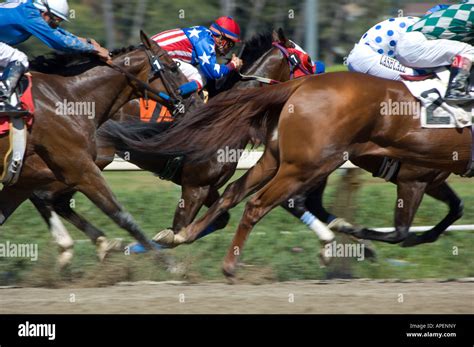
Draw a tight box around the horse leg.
[304,179,337,223]
[49,192,122,260]
[0,184,35,225]
[402,182,464,247]
[172,186,231,239]
[172,185,211,232]
[173,186,231,240]
[344,181,428,244]
[29,195,75,268]
[154,145,279,246]
[222,159,341,278]
[203,187,230,232]
[280,190,335,266]
[306,182,377,259]
[130,185,219,253]
[51,192,105,242]
[69,164,154,250]
[281,191,334,242]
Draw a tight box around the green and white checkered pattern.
[408,3,474,44]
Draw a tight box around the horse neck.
[102,55,152,127]
[59,52,150,128]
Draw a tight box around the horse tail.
[100,78,306,163]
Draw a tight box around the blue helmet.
[425,4,449,14]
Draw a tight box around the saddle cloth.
[402,68,473,129]
[0,75,35,135]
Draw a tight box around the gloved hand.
[315,61,325,74]
[178,80,199,96]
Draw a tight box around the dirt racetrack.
[1,279,473,314]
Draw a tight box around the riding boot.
[0,61,28,116]
[444,55,472,103]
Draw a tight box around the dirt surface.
[1,279,473,314]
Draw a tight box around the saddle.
[401,66,473,99]
[0,74,35,187]
[399,67,474,177]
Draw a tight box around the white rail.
[104,152,473,233]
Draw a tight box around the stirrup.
[0,102,29,117]
[444,93,473,104]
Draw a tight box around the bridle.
[271,42,314,79]
[239,41,315,85]
[106,45,190,117]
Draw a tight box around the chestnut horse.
[0,32,189,252]
[102,72,472,277]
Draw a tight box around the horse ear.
[277,28,293,48]
[272,29,279,43]
[140,30,152,50]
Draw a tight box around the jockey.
[396,0,474,103]
[0,0,110,115]
[152,16,244,96]
[347,16,420,80]
[346,5,449,81]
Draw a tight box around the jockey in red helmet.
[210,16,242,56]
[152,16,243,96]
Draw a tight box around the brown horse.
[25,29,305,263]
[101,72,472,277]
[0,32,190,253]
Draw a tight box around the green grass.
[0,171,472,286]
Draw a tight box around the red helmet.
[210,16,241,42]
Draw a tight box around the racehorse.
[101,71,472,277]
[25,29,318,265]
[0,32,187,253]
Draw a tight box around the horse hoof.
[222,262,236,279]
[152,229,176,246]
[318,240,333,267]
[328,218,354,232]
[57,249,74,269]
[96,237,123,262]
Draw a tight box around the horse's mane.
[207,31,275,95]
[29,45,141,76]
[241,31,275,71]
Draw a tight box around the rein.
[106,47,186,116]
[239,42,314,85]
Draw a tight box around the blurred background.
[20,0,460,65]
